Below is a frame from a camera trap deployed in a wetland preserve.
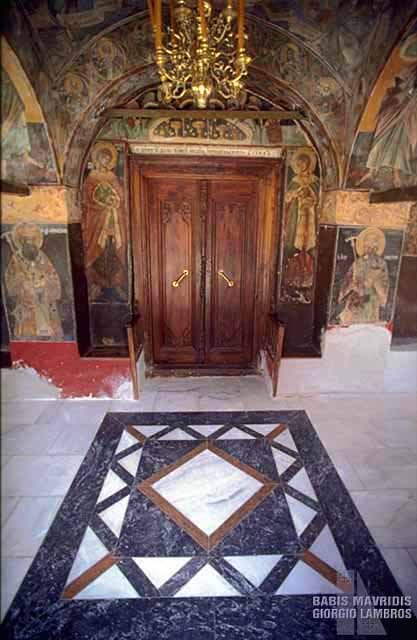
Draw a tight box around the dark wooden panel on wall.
[68,223,90,355]
[90,303,130,348]
[392,256,417,343]
[313,225,337,347]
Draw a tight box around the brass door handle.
[218,269,234,287]
[172,269,190,288]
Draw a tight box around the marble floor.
[1,371,417,636]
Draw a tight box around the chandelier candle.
[147,0,252,108]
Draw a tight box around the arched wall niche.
[70,66,332,357]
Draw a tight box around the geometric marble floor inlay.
[3,411,416,640]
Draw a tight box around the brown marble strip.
[208,442,273,484]
[126,425,146,444]
[302,550,353,594]
[209,482,277,550]
[266,424,287,444]
[139,441,208,487]
[62,553,118,599]
[138,483,209,549]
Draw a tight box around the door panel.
[206,180,258,365]
[147,178,202,364]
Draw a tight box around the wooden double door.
[132,158,280,372]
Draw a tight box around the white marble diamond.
[159,428,196,440]
[225,555,281,587]
[274,429,298,452]
[99,495,130,538]
[174,563,240,597]
[188,425,224,436]
[272,448,297,476]
[218,427,255,440]
[97,469,126,504]
[285,494,317,535]
[245,424,281,436]
[115,430,138,455]
[66,527,108,585]
[275,560,344,595]
[288,468,318,501]
[152,449,263,535]
[75,564,138,599]
[133,557,191,588]
[130,425,168,438]
[118,448,142,476]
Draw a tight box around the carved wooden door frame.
[130,155,283,375]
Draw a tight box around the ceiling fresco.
[1,1,416,190]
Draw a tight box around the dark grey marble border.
[2,411,416,639]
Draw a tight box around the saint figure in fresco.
[1,67,43,182]
[4,222,63,338]
[82,142,127,300]
[338,227,389,324]
[283,148,319,301]
[358,33,417,188]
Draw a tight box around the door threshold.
[146,366,261,378]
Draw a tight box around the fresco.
[1,222,75,340]
[404,203,417,256]
[346,27,417,191]
[329,226,403,325]
[99,115,310,147]
[320,191,411,228]
[280,148,320,305]
[82,141,129,303]
[1,46,57,185]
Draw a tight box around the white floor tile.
[1,496,62,557]
[36,401,111,427]
[1,496,19,526]
[154,392,200,412]
[1,422,64,456]
[406,548,417,568]
[1,557,33,620]
[1,402,52,429]
[47,423,100,455]
[1,455,83,497]
[380,548,417,616]
[351,490,417,548]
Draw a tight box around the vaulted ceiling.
[2,1,416,188]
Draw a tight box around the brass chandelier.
[147,1,252,108]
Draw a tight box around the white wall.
[275,325,417,394]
